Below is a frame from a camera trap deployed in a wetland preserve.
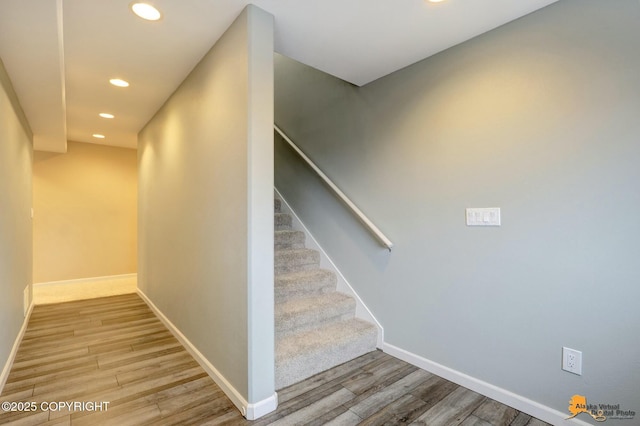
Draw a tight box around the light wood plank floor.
[0,294,551,425]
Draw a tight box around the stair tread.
[274,229,302,235]
[275,248,320,266]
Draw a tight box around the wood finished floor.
[0,294,551,426]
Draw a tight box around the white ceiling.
[0,0,558,152]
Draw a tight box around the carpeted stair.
[274,198,377,389]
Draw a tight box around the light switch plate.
[466,208,501,226]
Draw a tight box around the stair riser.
[275,243,305,251]
[275,251,320,274]
[276,311,354,338]
[275,199,282,213]
[275,275,336,303]
[276,296,355,336]
[275,213,292,231]
[275,263,318,274]
[275,230,305,250]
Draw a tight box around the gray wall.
[275,0,639,421]
[138,5,274,405]
[0,57,32,382]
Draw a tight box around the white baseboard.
[136,289,278,420]
[33,273,137,305]
[246,392,279,420]
[0,301,34,394]
[383,343,592,426]
[274,188,384,348]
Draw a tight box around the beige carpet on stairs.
[274,198,377,389]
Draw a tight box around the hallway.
[0,294,550,425]
[1,294,240,425]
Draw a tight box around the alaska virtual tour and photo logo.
[567,395,636,422]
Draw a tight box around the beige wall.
[138,5,274,410]
[33,141,137,283]
[0,57,32,381]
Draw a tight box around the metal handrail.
[274,125,394,251]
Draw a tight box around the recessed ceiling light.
[99,113,115,119]
[428,0,447,2]
[109,78,130,87]
[93,134,106,139]
[131,3,162,21]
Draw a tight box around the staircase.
[274,198,378,389]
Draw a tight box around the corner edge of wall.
[136,288,277,420]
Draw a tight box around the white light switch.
[466,208,501,226]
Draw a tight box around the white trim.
[0,301,34,393]
[33,274,137,305]
[136,289,278,420]
[246,392,278,420]
[383,343,593,426]
[275,188,384,348]
[23,286,29,316]
[34,273,137,287]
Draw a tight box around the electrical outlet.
[562,347,582,375]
